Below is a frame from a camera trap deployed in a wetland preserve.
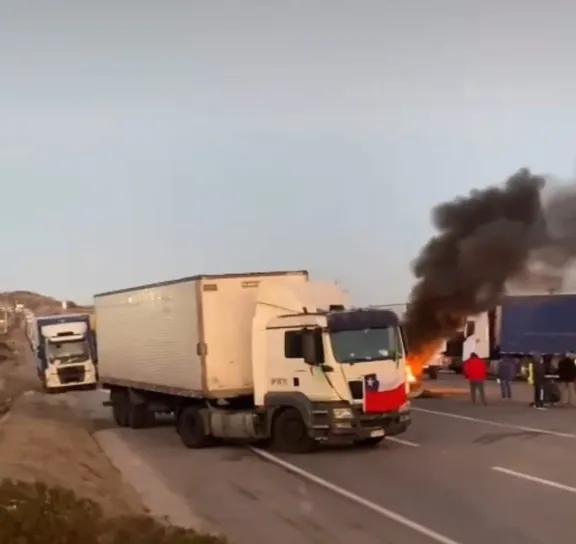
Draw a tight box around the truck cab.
[34,315,98,391]
[252,306,411,449]
[440,313,491,373]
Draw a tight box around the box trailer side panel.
[96,279,203,393]
[199,271,309,396]
[500,293,576,354]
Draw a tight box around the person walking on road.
[528,354,546,410]
[497,355,516,399]
[463,352,487,405]
[557,352,576,405]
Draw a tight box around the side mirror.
[302,328,324,365]
[302,330,317,365]
[465,321,475,338]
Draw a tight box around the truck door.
[462,313,491,360]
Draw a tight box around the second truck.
[436,288,576,377]
[27,313,98,392]
[96,270,411,453]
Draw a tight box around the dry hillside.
[0,291,93,316]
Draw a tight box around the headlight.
[332,407,353,419]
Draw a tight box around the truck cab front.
[262,308,411,446]
[38,322,98,391]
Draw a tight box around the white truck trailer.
[96,270,411,453]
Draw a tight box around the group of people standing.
[462,352,576,410]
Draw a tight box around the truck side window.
[284,330,303,358]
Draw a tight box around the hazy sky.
[2,0,576,304]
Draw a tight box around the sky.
[1,0,576,305]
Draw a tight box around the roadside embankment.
[0,327,227,543]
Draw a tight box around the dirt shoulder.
[0,330,144,518]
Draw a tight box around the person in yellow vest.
[528,354,546,410]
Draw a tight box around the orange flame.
[406,340,442,382]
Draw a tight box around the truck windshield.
[330,326,404,364]
[47,340,89,362]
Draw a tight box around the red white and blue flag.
[362,373,407,413]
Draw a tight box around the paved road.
[63,377,576,544]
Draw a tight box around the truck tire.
[177,406,214,448]
[128,403,151,429]
[271,408,315,453]
[110,390,130,427]
[427,366,439,380]
[354,436,385,448]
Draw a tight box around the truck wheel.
[354,436,385,448]
[128,404,151,429]
[177,406,213,448]
[428,367,439,380]
[110,390,130,427]
[271,408,315,453]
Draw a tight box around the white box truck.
[96,270,411,453]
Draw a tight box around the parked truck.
[96,270,411,453]
[30,313,98,392]
[439,290,576,377]
[436,313,491,374]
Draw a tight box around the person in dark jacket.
[528,354,546,409]
[497,356,516,399]
[463,352,488,405]
[557,352,576,405]
[543,354,555,376]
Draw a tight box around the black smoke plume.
[403,168,576,357]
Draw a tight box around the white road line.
[250,447,462,544]
[492,466,576,494]
[386,436,420,447]
[412,407,576,439]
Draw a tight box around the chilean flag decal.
[362,373,407,413]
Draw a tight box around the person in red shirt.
[463,352,488,405]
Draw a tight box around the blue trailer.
[499,294,576,355]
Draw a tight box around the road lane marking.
[250,447,462,544]
[412,407,576,439]
[386,436,420,447]
[492,466,576,494]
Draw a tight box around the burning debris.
[403,168,576,377]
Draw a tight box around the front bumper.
[45,363,97,388]
[349,406,411,438]
[309,403,411,444]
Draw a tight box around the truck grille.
[348,380,363,400]
[57,366,86,384]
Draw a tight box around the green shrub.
[0,479,227,544]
